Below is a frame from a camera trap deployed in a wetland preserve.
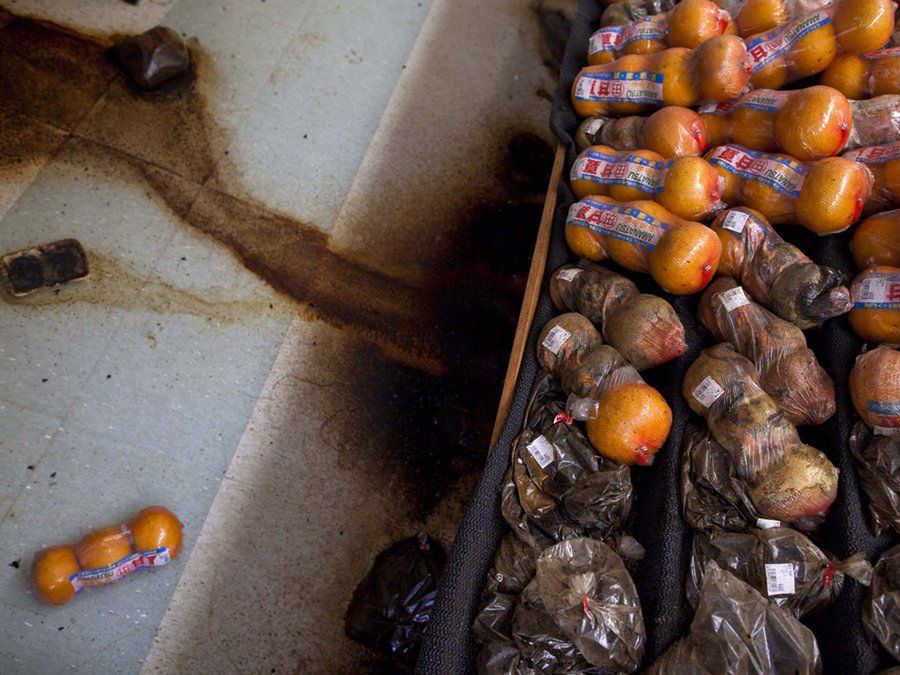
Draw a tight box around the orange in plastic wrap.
[851,209,900,268]
[773,86,851,160]
[736,0,790,36]
[576,107,710,158]
[850,345,899,433]
[587,0,733,65]
[572,36,750,118]
[75,525,134,570]
[565,195,721,295]
[705,145,872,233]
[32,505,183,606]
[32,546,80,606]
[844,141,900,213]
[848,266,900,343]
[570,145,724,220]
[586,381,672,465]
[822,48,900,98]
[744,0,895,89]
[129,506,184,559]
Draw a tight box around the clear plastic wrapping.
[536,316,673,464]
[681,424,762,532]
[822,46,900,99]
[701,86,853,161]
[745,0,896,90]
[729,0,831,37]
[683,343,839,523]
[599,0,679,28]
[511,538,645,674]
[687,528,872,618]
[570,145,725,220]
[864,544,900,661]
[31,506,183,606]
[851,209,900,270]
[704,144,874,234]
[500,373,634,548]
[588,0,735,65]
[843,140,900,213]
[848,266,900,343]
[710,206,853,328]
[549,261,686,370]
[698,276,836,425]
[845,95,900,150]
[850,420,900,536]
[850,345,900,434]
[572,36,752,118]
[575,107,709,157]
[564,195,722,295]
[646,561,822,674]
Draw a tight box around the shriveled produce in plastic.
[588,0,735,65]
[705,144,873,234]
[575,107,709,157]
[848,266,900,343]
[681,424,761,532]
[600,0,677,26]
[851,209,900,269]
[570,146,724,220]
[511,538,645,674]
[500,373,634,547]
[745,0,896,90]
[683,343,839,524]
[564,196,722,295]
[845,95,900,150]
[536,316,672,464]
[698,276,836,425]
[850,345,900,434]
[686,527,872,618]
[549,261,686,370]
[572,36,751,118]
[822,47,900,99]
[864,545,900,661]
[701,86,856,161]
[472,534,538,675]
[646,561,822,674]
[850,421,900,536]
[710,207,852,328]
[844,141,900,213]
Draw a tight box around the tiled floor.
[0,0,563,672]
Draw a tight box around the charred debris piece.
[1,239,89,297]
[112,26,189,89]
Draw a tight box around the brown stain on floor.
[0,7,552,512]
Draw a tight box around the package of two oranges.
[32,506,183,606]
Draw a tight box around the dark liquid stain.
[0,9,552,519]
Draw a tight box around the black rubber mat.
[416,2,897,672]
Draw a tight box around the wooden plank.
[489,143,565,448]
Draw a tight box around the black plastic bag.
[864,544,900,661]
[112,26,190,89]
[647,561,822,674]
[345,533,445,661]
[681,424,760,533]
[687,528,872,619]
[850,421,900,537]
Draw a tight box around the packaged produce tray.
[417,1,897,672]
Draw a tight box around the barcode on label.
[542,325,572,355]
[756,518,781,529]
[557,268,582,282]
[692,376,725,408]
[718,286,750,312]
[875,426,899,436]
[765,563,796,596]
[721,210,749,234]
[526,435,555,469]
